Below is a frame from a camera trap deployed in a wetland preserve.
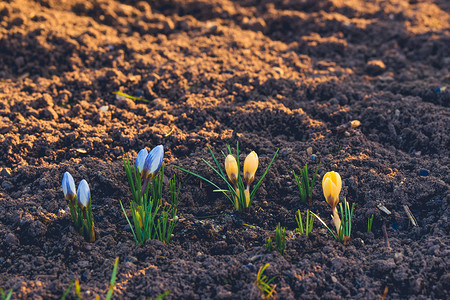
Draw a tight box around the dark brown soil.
[0,0,449,299]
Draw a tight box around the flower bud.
[322,171,342,210]
[136,206,144,228]
[77,179,91,208]
[243,151,258,186]
[142,145,164,179]
[225,155,238,184]
[135,148,148,176]
[62,172,76,202]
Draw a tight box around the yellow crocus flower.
[243,151,258,186]
[225,155,239,184]
[322,171,342,210]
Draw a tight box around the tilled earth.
[0,0,449,299]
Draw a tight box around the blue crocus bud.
[77,179,91,208]
[62,172,76,202]
[135,148,148,176]
[142,145,164,179]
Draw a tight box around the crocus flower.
[243,151,258,186]
[77,179,91,208]
[322,171,342,233]
[225,155,238,184]
[135,148,148,176]
[322,171,342,210]
[243,151,259,207]
[142,145,164,179]
[62,172,76,202]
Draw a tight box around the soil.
[0,0,449,299]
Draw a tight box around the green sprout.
[254,264,276,299]
[121,146,180,244]
[61,258,119,300]
[0,288,12,300]
[293,162,321,205]
[176,142,278,212]
[151,290,171,300]
[62,173,95,242]
[295,209,315,236]
[312,198,355,244]
[367,214,374,232]
[113,91,150,103]
[265,237,273,252]
[275,223,286,255]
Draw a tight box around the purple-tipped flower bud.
[77,179,91,208]
[62,172,76,201]
[135,148,148,175]
[142,145,164,179]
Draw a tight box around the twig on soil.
[377,204,391,215]
[403,205,417,226]
[381,286,389,300]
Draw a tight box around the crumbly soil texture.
[0,0,449,299]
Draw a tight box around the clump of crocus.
[225,150,259,209]
[313,171,354,244]
[122,145,180,244]
[62,172,95,242]
[177,142,278,212]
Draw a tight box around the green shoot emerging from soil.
[293,162,321,205]
[275,223,286,255]
[176,142,278,212]
[367,214,374,232]
[61,257,119,300]
[121,146,180,244]
[113,91,150,103]
[312,198,355,244]
[0,288,12,300]
[151,290,171,300]
[265,237,273,252]
[295,209,315,236]
[254,264,276,299]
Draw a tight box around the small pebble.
[365,60,386,76]
[395,109,400,117]
[350,120,361,128]
[242,264,257,272]
[99,105,109,112]
[306,147,313,156]
[125,256,138,263]
[419,169,429,176]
